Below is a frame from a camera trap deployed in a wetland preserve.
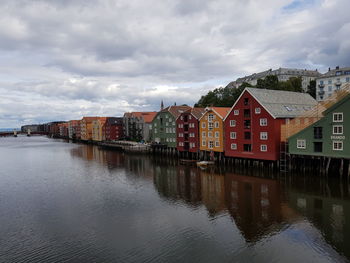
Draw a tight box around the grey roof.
[246,88,317,118]
[319,67,350,78]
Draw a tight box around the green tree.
[256,75,279,90]
[307,80,316,98]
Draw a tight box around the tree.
[194,82,252,107]
[256,75,279,90]
[307,80,316,99]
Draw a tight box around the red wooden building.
[176,108,205,156]
[224,88,317,161]
[103,117,124,141]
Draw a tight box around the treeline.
[195,76,316,107]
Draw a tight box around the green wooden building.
[288,93,350,159]
[151,105,191,148]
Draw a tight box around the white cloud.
[0,0,349,127]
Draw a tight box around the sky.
[0,0,349,128]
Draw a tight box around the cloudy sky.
[1,0,349,128]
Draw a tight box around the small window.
[229,120,236,127]
[209,141,214,149]
[208,131,213,137]
[244,109,251,118]
[214,121,219,128]
[333,113,343,122]
[314,127,323,139]
[189,116,192,120]
[244,144,252,152]
[260,132,268,140]
[255,108,261,114]
[208,114,214,122]
[260,118,267,126]
[297,139,306,149]
[314,142,323,153]
[208,122,214,130]
[234,110,239,115]
[260,145,267,152]
[202,140,206,146]
[231,143,237,150]
[215,141,220,147]
[333,125,343,135]
[230,132,236,139]
[202,122,206,129]
[202,131,206,137]
[215,131,219,138]
[180,116,183,120]
[284,106,292,111]
[333,141,343,151]
[244,132,251,140]
[244,98,249,105]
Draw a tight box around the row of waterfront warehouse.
[42,84,350,165]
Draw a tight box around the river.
[0,136,349,262]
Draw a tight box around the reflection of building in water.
[224,173,285,242]
[287,190,350,257]
[201,172,226,216]
[153,164,201,205]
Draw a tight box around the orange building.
[92,117,108,142]
[199,107,230,153]
[81,117,99,141]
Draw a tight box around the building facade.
[288,94,350,159]
[92,117,107,142]
[103,117,124,141]
[227,67,321,92]
[151,105,191,148]
[316,66,350,101]
[123,112,157,142]
[68,120,80,139]
[199,107,230,154]
[176,108,205,154]
[224,88,317,161]
[81,117,99,141]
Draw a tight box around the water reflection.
[69,143,350,261]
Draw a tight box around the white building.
[316,66,350,101]
[227,67,321,92]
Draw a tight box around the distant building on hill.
[226,67,321,92]
[316,66,350,101]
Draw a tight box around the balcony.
[318,90,325,96]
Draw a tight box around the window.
[234,110,239,115]
[320,80,324,85]
[202,140,206,146]
[214,121,219,128]
[346,77,350,82]
[189,116,192,120]
[314,142,323,153]
[208,131,213,137]
[202,122,206,128]
[244,109,251,118]
[333,113,343,122]
[328,80,332,84]
[208,114,214,122]
[244,120,251,129]
[215,141,220,147]
[178,124,181,128]
[209,141,214,149]
[260,145,267,152]
[260,118,267,126]
[179,133,183,137]
[244,132,251,140]
[154,128,157,134]
[202,131,206,137]
[230,132,236,139]
[328,86,332,91]
[314,127,323,139]
[255,108,261,114]
[333,125,343,135]
[215,131,219,138]
[284,106,292,111]
[231,143,237,150]
[244,144,252,152]
[180,116,183,120]
[333,141,343,151]
[260,132,268,140]
[297,139,306,149]
[244,98,249,105]
[208,122,214,130]
[229,120,236,127]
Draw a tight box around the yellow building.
[199,107,230,153]
[81,117,99,141]
[92,117,107,142]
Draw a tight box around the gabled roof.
[199,107,231,120]
[225,88,317,120]
[191,107,206,119]
[132,112,157,123]
[161,105,192,119]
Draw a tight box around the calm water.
[0,136,349,263]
